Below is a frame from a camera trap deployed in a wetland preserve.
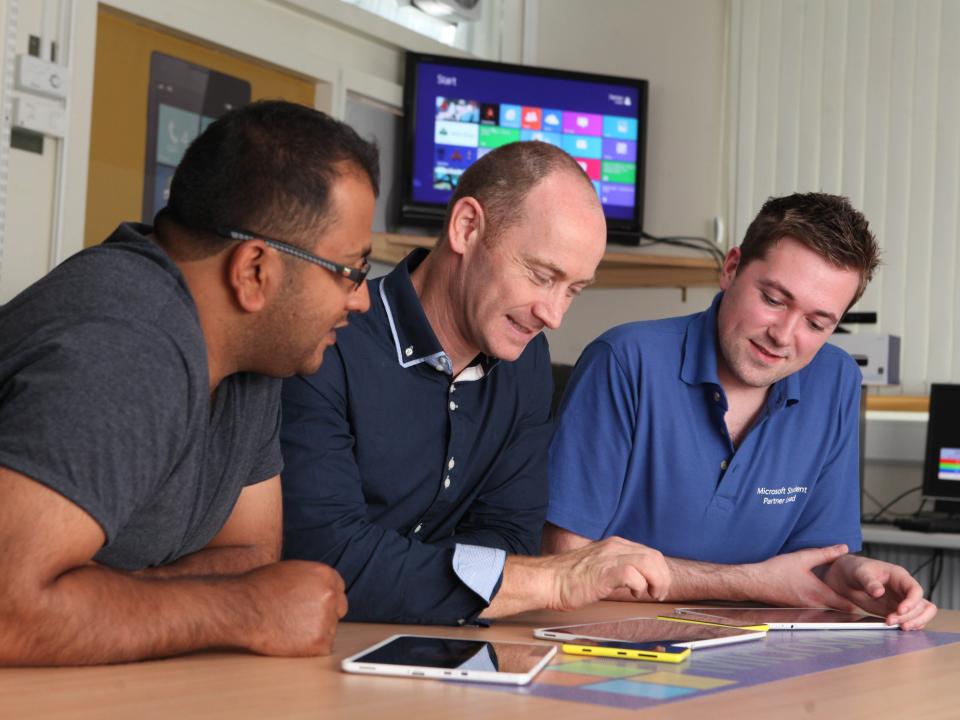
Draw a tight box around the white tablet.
[672,607,898,630]
[341,634,557,685]
[533,616,766,649]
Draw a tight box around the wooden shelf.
[370,232,720,289]
[865,395,928,412]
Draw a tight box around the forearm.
[0,564,256,666]
[137,544,278,579]
[660,557,759,602]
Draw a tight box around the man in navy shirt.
[545,193,937,630]
[281,141,670,624]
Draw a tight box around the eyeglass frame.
[217,227,370,290]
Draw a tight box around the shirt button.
[714,391,721,402]
[449,401,458,411]
[457,618,466,626]
[448,457,455,469]
[405,346,413,357]
[413,523,422,534]
[720,459,728,470]
[444,476,451,489]
[449,384,456,393]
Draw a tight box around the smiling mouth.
[507,316,537,335]
[750,340,786,361]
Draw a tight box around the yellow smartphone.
[560,638,691,663]
[656,614,769,632]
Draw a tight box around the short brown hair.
[739,192,880,305]
[440,141,595,245]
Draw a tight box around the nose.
[348,280,371,314]
[532,292,567,331]
[767,311,799,347]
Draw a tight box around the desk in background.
[1,601,958,720]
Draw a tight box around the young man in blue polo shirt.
[545,193,937,630]
[280,141,671,624]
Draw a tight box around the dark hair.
[159,100,379,253]
[739,192,880,304]
[440,141,594,244]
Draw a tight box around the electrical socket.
[15,54,70,100]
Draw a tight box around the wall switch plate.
[12,94,67,138]
[15,54,70,100]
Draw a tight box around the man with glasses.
[281,141,671,625]
[0,100,375,664]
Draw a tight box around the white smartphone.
[672,607,898,630]
[341,634,557,685]
[533,616,766,649]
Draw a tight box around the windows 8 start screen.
[410,61,643,222]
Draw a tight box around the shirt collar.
[379,248,497,377]
[680,291,800,406]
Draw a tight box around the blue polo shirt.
[280,249,553,624]
[547,293,862,564]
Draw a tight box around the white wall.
[533,0,729,363]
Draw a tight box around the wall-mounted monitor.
[399,52,648,245]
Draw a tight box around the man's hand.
[483,536,670,617]
[745,545,859,609]
[818,554,937,630]
[549,537,671,610]
[237,560,348,656]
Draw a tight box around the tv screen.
[922,384,960,505]
[399,52,648,244]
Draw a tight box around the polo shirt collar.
[379,248,497,377]
[680,291,801,407]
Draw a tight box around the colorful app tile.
[542,109,563,131]
[480,103,500,126]
[604,115,639,140]
[157,103,200,166]
[563,111,603,136]
[601,160,636,184]
[602,137,637,162]
[521,106,542,130]
[435,144,477,169]
[573,157,601,181]
[601,182,635,207]
[499,104,522,128]
[433,165,464,191]
[479,125,521,148]
[562,134,602,159]
[476,146,492,158]
[435,97,480,123]
[520,129,563,146]
[435,120,479,148]
[592,180,602,196]
[939,447,960,480]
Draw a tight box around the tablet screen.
[676,608,888,626]
[536,617,763,647]
[350,636,555,675]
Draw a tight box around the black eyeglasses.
[218,227,370,290]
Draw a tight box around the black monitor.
[922,383,960,513]
[399,51,648,245]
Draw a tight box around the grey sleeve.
[243,375,283,487]
[0,320,192,542]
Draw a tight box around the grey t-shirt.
[0,223,282,570]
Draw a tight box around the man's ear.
[718,246,742,291]
[226,240,276,313]
[446,197,485,256]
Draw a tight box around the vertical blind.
[728,0,960,394]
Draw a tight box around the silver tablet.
[533,616,766,649]
[672,607,898,630]
[341,634,557,685]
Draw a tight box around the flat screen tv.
[399,52,648,244]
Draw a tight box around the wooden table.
[1,602,956,719]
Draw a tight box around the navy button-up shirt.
[280,249,553,624]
